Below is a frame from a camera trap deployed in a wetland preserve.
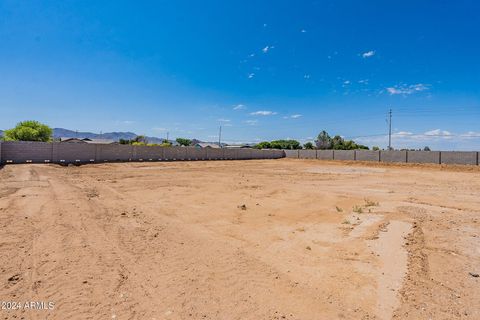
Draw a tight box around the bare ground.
[0,159,479,320]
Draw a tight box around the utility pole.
[388,108,392,150]
[166,132,169,142]
[218,125,222,148]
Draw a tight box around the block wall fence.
[284,149,479,165]
[0,142,283,164]
[0,142,478,166]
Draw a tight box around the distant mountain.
[53,128,169,144]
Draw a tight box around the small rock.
[469,272,479,278]
[238,204,247,210]
[306,246,312,250]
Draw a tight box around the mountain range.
[0,128,172,144]
[53,128,169,144]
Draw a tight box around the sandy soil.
[0,159,479,320]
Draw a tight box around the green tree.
[270,140,301,150]
[254,141,271,149]
[303,142,314,149]
[372,146,380,151]
[132,135,148,144]
[176,138,192,146]
[315,130,332,149]
[423,146,431,151]
[3,120,52,142]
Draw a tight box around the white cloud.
[424,129,452,136]
[343,80,351,85]
[248,73,255,79]
[233,104,246,110]
[301,29,307,33]
[394,131,413,136]
[362,50,376,58]
[250,110,277,116]
[217,118,230,122]
[304,74,310,79]
[358,79,369,84]
[152,127,167,132]
[386,83,429,95]
[245,120,258,126]
[461,131,480,137]
[262,45,274,53]
[283,114,302,119]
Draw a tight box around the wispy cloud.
[233,104,246,110]
[262,45,274,53]
[362,50,376,58]
[461,131,480,137]
[424,129,452,137]
[217,118,231,122]
[386,83,430,95]
[395,131,413,136]
[248,73,255,79]
[245,119,258,126]
[283,114,302,119]
[300,29,307,33]
[250,110,277,116]
[152,127,167,132]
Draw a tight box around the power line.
[388,108,392,150]
[218,125,222,147]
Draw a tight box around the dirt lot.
[0,159,479,320]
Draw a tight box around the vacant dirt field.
[0,159,479,320]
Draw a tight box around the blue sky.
[0,0,479,150]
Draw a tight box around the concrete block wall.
[98,144,133,161]
[0,142,285,164]
[1,141,53,163]
[380,150,407,163]
[408,151,440,164]
[298,150,317,159]
[185,147,207,160]
[288,148,479,166]
[1,141,478,166]
[333,150,355,161]
[440,151,478,165]
[355,150,380,162]
[316,150,334,160]
[55,143,96,163]
[284,150,299,158]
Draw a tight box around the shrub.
[3,120,52,142]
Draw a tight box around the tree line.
[254,131,370,150]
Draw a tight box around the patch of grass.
[306,246,312,250]
[364,198,379,207]
[342,219,351,224]
[352,205,363,214]
[335,206,343,213]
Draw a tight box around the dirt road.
[0,159,479,319]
